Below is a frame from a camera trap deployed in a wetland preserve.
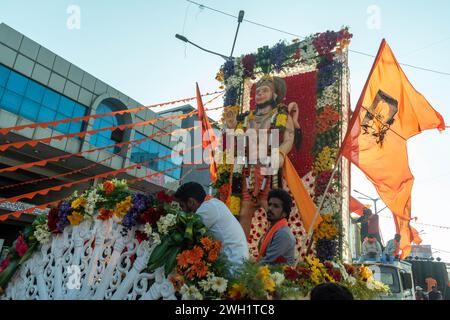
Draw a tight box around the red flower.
[332,270,342,282]
[156,191,173,203]
[138,207,164,225]
[15,234,29,257]
[98,208,113,221]
[275,256,287,264]
[297,266,312,277]
[103,180,115,195]
[284,267,300,281]
[0,257,10,273]
[47,207,60,233]
[324,261,333,269]
[135,230,149,244]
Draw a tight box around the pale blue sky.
[1,0,449,260]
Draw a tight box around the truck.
[408,260,449,299]
[354,260,415,300]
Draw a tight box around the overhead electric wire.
[186,0,450,76]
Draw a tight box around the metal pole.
[230,10,245,58]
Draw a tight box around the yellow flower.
[263,277,276,292]
[114,196,132,218]
[67,211,84,226]
[71,197,87,210]
[258,265,271,279]
[230,196,241,216]
[310,270,320,284]
[313,146,335,172]
[275,114,287,128]
[229,283,246,299]
[215,69,224,82]
[358,266,373,280]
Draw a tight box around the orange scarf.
[393,239,400,256]
[257,218,288,261]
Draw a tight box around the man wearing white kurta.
[174,182,249,268]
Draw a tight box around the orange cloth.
[283,157,322,233]
[342,40,445,259]
[257,218,288,261]
[350,196,370,216]
[196,83,218,182]
[425,277,437,292]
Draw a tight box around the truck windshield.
[377,267,400,293]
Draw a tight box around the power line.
[186,0,450,76]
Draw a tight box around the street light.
[175,9,245,61]
[354,189,381,214]
[175,34,230,61]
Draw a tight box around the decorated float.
[0,28,389,300]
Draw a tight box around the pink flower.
[0,257,10,273]
[15,235,29,257]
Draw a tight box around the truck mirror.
[401,273,413,290]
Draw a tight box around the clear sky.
[1,0,449,261]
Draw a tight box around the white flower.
[157,214,177,235]
[347,276,357,286]
[180,284,203,300]
[143,223,153,237]
[198,279,212,291]
[271,272,285,287]
[151,233,161,245]
[211,276,228,293]
[366,280,375,290]
[34,224,51,244]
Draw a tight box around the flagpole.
[303,153,343,253]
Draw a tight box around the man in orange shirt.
[425,276,437,293]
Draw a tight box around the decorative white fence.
[1,219,176,300]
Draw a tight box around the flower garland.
[228,259,388,300]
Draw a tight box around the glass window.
[0,65,10,88]
[37,106,56,123]
[0,66,88,137]
[25,81,45,103]
[1,89,22,113]
[20,98,40,120]
[72,103,86,118]
[6,72,28,95]
[54,114,70,133]
[42,90,60,111]
[59,96,75,117]
[70,121,83,133]
[90,101,121,153]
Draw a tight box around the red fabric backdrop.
[249,71,317,178]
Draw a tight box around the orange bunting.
[0,90,224,136]
[0,110,199,152]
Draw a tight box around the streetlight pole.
[175,10,245,61]
[354,189,381,215]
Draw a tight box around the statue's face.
[255,85,274,105]
[223,108,238,128]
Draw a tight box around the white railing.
[1,219,176,300]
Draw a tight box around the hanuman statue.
[222,76,301,238]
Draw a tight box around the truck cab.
[354,260,415,300]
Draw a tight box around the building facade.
[158,104,218,193]
[0,23,181,250]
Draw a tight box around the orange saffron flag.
[283,157,322,232]
[350,196,370,217]
[342,40,445,259]
[196,83,218,182]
